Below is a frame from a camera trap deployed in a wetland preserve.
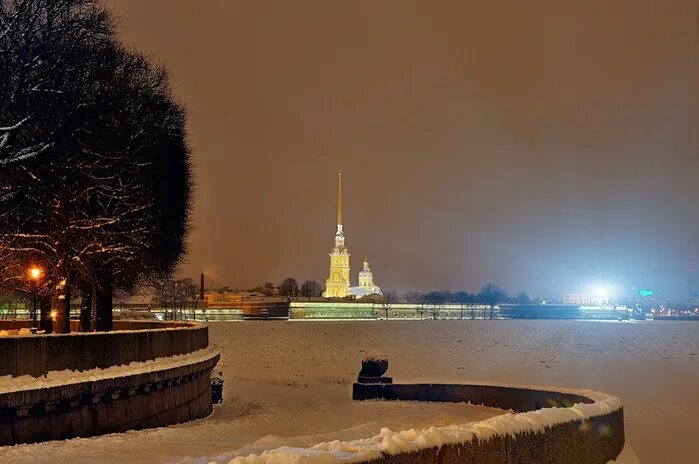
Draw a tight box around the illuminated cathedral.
[323,173,382,298]
[349,258,382,297]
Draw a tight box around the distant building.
[349,258,382,298]
[322,172,384,299]
[323,172,352,298]
[203,290,267,303]
[562,293,610,306]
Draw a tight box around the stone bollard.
[211,369,224,404]
[357,357,392,384]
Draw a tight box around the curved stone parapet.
[229,382,625,464]
[0,320,209,378]
[0,321,219,446]
[352,382,625,464]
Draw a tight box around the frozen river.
[3,320,698,463]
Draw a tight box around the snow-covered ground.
[3,320,697,463]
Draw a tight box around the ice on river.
[2,320,697,463]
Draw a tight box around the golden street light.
[29,266,43,281]
[27,266,43,326]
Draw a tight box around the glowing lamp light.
[29,266,43,280]
[49,310,57,321]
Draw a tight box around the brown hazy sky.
[110,0,698,297]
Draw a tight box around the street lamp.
[29,266,42,281]
[28,266,43,325]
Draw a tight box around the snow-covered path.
[2,320,697,463]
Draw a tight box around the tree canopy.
[0,0,192,331]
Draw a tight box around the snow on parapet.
[0,347,219,395]
[0,320,205,339]
[226,386,622,464]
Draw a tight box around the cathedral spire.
[324,171,351,298]
[337,171,343,226]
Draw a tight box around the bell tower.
[323,172,351,298]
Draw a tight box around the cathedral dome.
[350,257,382,297]
[359,258,373,278]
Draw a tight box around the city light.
[49,310,57,321]
[28,266,43,280]
[639,289,654,297]
[593,285,609,298]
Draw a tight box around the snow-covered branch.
[0,141,53,166]
[0,115,30,132]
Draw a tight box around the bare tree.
[251,281,275,296]
[403,291,426,320]
[378,291,398,319]
[300,280,322,299]
[517,291,530,306]
[478,284,507,319]
[182,279,200,320]
[425,291,445,320]
[279,277,299,297]
[113,287,135,311]
[454,291,472,320]
[152,277,198,321]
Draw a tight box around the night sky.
[110,1,698,297]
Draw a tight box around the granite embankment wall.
[0,320,209,377]
[0,321,218,445]
[353,383,625,464]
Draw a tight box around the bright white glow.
[593,286,609,298]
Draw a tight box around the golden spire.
[337,171,343,225]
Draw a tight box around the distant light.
[593,286,609,298]
[49,310,57,321]
[639,289,653,297]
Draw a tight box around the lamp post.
[28,266,43,326]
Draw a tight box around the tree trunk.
[90,286,97,330]
[79,287,92,331]
[95,278,113,331]
[55,273,72,334]
[39,296,52,333]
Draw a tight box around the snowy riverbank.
[2,320,697,463]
